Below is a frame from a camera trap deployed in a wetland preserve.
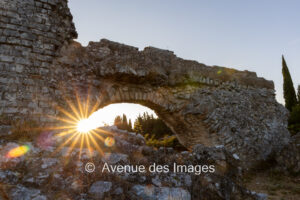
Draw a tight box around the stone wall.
[0,0,290,167]
[51,40,290,167]
[0,0,76,122]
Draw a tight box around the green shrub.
[144,134,186,150]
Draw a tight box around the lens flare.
[76,113,103,134]
[6,145,30,158]
[45,88,115,158]
[104,137,115,147]
[77,119,92,133]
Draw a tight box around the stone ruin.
[0,0,290,167]
[1,1,299,199]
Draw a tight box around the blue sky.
[69,0,300,106]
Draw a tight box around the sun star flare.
[47,90,115,158]
[77,119,94,133]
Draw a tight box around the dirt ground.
[243,170,300,200]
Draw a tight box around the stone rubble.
[0,127,267,200]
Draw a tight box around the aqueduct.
[0,0,290,166]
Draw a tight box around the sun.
[77,119,92,133]
[45,89,115,158]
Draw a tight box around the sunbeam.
[48,90,112,159]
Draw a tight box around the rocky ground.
[244,171,300,200]
[0,126,298,200]
[244,133,300,200]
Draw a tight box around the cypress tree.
[282,55,297,111]
[114,115,122,128]
[297,85,300,104]
[122,114,128,130]
[128,119,133,131]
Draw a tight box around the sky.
[68,0,300,124]
[82,103,156,127]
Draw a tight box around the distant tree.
[114,114,134,131]
[289,87,300,136]
[289,105,300,124]
[297,85,300,104]
[133,120,143,134]
[115,112,174,138]
[128,119,133,131]
[133,112,173,139]
[121,114,128,130]
[114,115,122,128]
[282,56,297,111]
[288,105,300,135]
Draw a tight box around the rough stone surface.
[0,127,262,200]
[275,132,300,174]
[9,185,46,200]
[130,185,191,200]
[0,0,290,167]
[0,0,76,122]
[102,153,129,165]
[88,181,112,199]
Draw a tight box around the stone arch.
[90,84,213,149]
[49,40,289,166]
[0,0,290,166]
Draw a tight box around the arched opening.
[92,84,215,149]
[77,103,157,128]
[75,103,187,151]
[51,83,214,156]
